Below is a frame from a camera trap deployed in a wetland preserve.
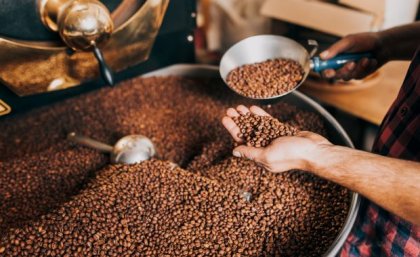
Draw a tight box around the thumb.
[233,145,264,161]
[320,37,355,60]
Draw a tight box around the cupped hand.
[320,32,389,81]
[222,105,332,173]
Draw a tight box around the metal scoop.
[67,132,156,164]
[220,35,372,100]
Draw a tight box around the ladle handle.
[311,52,373,73]
[93,45,115,86]
[67,132,113,153]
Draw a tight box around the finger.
[233,145,264,161]
[335,62,356,81]
[249,106,271,117]
[222,116,243,142]
[335,62,356,80]
[360,58,370,69]
[348,58,377,80]
[236,105,250,115]
[226,108,239,117]
[322,69,336,79]
[320,37,355,60]
[364,59,379,75]
[349,58,372,80]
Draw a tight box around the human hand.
[320,32,389,81]
[222,105,332,173]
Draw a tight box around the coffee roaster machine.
[0,0,196,117]
[0,1,361,256]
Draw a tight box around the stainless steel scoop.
[220,35,372,100]
[67,132,156,164]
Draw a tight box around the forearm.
[379,21,420,61]
[309,145,420,225]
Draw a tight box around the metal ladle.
[67,132,156,164]
[219,35,372,100]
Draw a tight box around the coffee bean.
[232,112,298,147]
[226,59,305,98]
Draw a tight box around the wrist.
[304,143,336,176]
[375,31,392,63]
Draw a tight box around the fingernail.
[324,70,334,78]
[361,58,369,67]
[348,62,356,71]
[320,51,329,59]
[233,151,241,158]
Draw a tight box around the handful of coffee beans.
[226,58,305,98]
[233,112,299,147]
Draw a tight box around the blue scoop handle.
[311,52,373,73]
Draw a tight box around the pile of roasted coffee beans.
[0,161,280,256]
[232,112,299,147]
[0,75,349,256]
[0,146,106,233]
[226,58,305,98]
[200,157,350,256]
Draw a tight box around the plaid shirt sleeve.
[339,47,420,257]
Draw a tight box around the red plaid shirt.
[339,49,420,256]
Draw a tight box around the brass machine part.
[0,0,169,96]
[38,0,114,51]
[38,0,115,86]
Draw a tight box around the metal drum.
[144,64,361,257]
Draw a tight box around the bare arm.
[309,144,420,225]
[223,105,420,225]
[378,21,420,61]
